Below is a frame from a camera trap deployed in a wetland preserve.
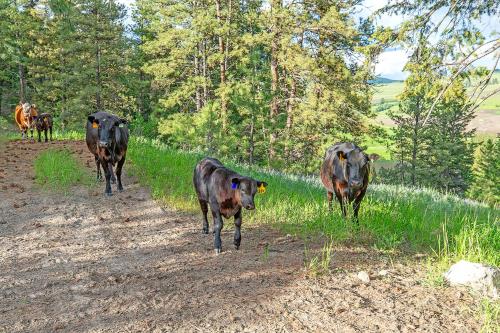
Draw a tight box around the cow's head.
[231,177,268,210]
[22,103,31,116]
[337,149,369,191]
[88,115,127,148]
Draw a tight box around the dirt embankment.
[0,139,482,332]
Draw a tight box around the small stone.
[357,271,370,283]
[378,269,389,276]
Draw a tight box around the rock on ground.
[444,260,499,299]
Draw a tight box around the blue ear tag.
[231,182,238,189]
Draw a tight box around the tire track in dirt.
[0,139,482,332]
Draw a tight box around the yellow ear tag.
[92,122,98,128]
[339,154,345,161]
[258,184,266,194]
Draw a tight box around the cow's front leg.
[211,209,224,254]
[49,126,53,141]
[44,128,48,142]
[37,129,42,143]
[103,160,113,196]
[116,156,125,192]
[108,163,116,184]
[353,191,366,225]
[233,208,242,250]
[30,127,34,141]
[95,156,102,181]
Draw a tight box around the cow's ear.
[231,178,240,189]
[368,153,380,162]
[120,118,127,124]
[257,181,267,194]
[257,181,267,188]
[337,151,347,161]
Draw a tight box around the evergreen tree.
[468,137,500,207]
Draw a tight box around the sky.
[118,0,500,80]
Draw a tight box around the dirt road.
[0,139,482,332]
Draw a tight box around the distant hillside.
[370,77,404,84]
[372,72,500,135]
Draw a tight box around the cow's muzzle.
[245,204,255,210]
[98,141,109,148]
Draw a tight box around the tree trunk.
[411,104,420,186]
[284,75,296,158]
[195,42,201,113]
[215,0,227,129]
[95,42,102,111]
[269,0,281,164]
[18,64,27,103]
[202,39,208,104]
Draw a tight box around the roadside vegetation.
[34,148,93,192]
[128,138,499,270]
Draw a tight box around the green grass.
[128,137,499,268]
[34,149,93,192]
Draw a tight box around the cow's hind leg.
[199,200,209,234]
[49,126,53,141]
[116,156,126,192]
[327,191,334,212]
[211,208,224,254]
[233,209,242,250]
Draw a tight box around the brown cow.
[320,142,371,223]
[14,102,38,140]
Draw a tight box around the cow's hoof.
[111,179,116,184]
[105,192,113,197]
[214,248,221,255]
[202,229,209,234]
[235,245,240,250]
[118,187,124,192]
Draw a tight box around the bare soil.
[0,139,483,332]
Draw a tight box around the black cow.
[34,113,53,142]
[193,158,267,254]
[320,142,370,222]
[86,112,128,196]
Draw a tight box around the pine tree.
[468,137,500,207]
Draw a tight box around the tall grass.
[128,137,499,267]
[34,149,93,192]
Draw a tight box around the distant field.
[371,72,500,135]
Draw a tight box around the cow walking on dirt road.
[86,112,129,196]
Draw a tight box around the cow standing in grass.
[320,142,370,222]
[14,102,38,140]
[193,158,267,254]
[86,112,128,196]
[35,113,53,142]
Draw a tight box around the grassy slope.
[127,138,499,269]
